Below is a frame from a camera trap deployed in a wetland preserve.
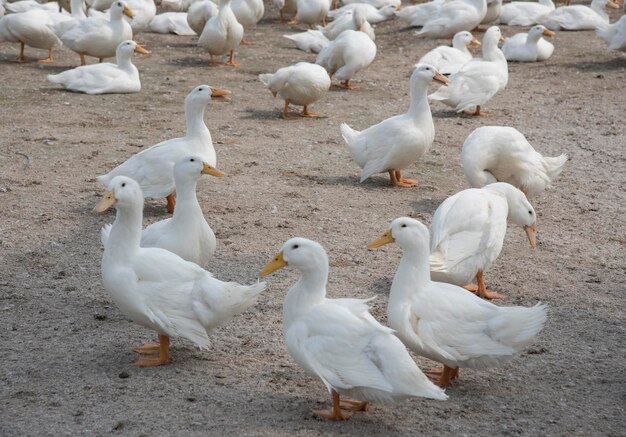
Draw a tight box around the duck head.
[94,176,143,213]
[368,217,430,252]
[173,155,225,183]
[261,238,328,276]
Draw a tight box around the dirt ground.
[1,3,625,436]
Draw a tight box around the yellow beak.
[468,37,481,47]
[542,29,555,37]
[210,87,232,99]
[94,190,116,213]
[499,35,506,43]
[134,43,150,55]
[606,0,619,8]
[524,225,537,248]
[434,71,450,85]
[202,162,226,177]
[123,5,135,18]
[367,230,395,249]
[260,252,288,276]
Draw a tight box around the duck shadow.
[565,58,626,73]
[167,56,211,68]
[241,109,284,120]
[287,172,395,189]
[410,198,444,215]
[431,110,461,119]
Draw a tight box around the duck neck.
[482,36,505,63]
[106,204,142,261]
[283,262,328,327]
[70,0,86,18]
[527,32,542,44]
[591,2,609,20]
[185,104,211,141]
[116,51,134,70]
[407,78,433,123]
[171,177,201,222]
[389,244,431,307]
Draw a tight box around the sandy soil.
[1,4,625,436]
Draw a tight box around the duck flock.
[1,0,623,424]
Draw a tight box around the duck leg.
[299,105,321,118]
[133,335,173,367]
[288,17,298,25]
[313,390,353,421]
[80,53,86,66]
[464,105,493,117]
[37,48,54,63]
[389,170,418,188]
[18,42,26,63]
[241,37,253,45]
[166,193,176,214]
[209,54,220,66]
[339,398,370,411]
[282,100,298,120]
[341,79,358,90]
[476,271,506,299]
[133,342,161,355]
[226,50,239,67]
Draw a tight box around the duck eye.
[401,224,407,228]
[190,158,195,162]
[121,182,126,187]
[528,210,533,215]
[293,244,299,249]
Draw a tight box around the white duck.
[395,0,448,28]
[102,156,224,267]
[231,0,264,43]
[294,0,330,27]
[328,3,397,24]
[57,0,134,65]
[413,0,487,39]
[260,238,447,420]
[342,0,400,7]
[429,26,507,116]
[93,0,156,33]
[368,217,548,387]
[259,62,331,119]
[95,176,265,367]
[274,0,297,22]
[319,9,375,40]
[97,85,231,213]
[428,183,537,300]
[481,0,502,25]
[597,15,626,52]
[198,0,244,66]
[341,64,449,187]
[4,0,59,13]
[417,31,480,75]
[148,12,196,35]
[499,0,554,26]
[47,40,148,94]
[187,0,219,35]
[539,0,619,31]
[0,10,71,62]
[315,10,376,89]
[461,126,568,197]
[283,29,329,53]
[502,25,555,62]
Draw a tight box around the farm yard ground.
[1,6,625,436]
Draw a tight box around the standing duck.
[95,176,265,366]
[429,26,507,116]
[315,9,376,89]
[461,126,567,197]
[341,64,449,187]
[97,85,231,213]
[57,0,134,65]
[260,238,447,420]
[259,62,331,119]
[198,0,244,66]
[368,217,547,387]
[428,183,537,299]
